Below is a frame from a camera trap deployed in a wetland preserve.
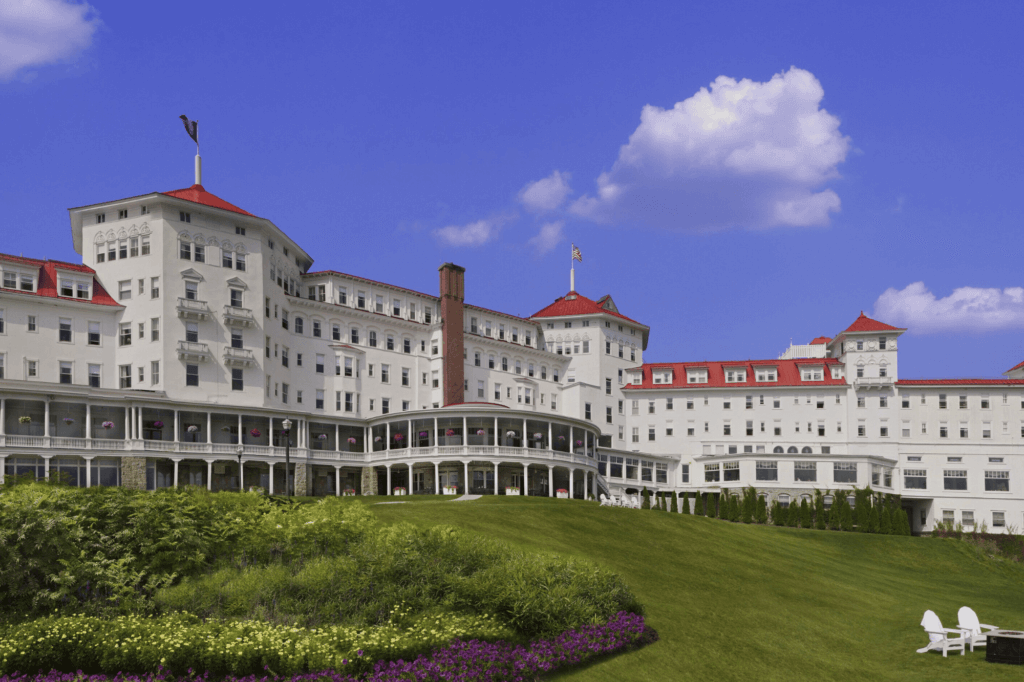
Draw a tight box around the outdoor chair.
[957,606,999,652]
[599,493,613,507]
[917,610,966,657]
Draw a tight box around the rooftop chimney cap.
[438,262,466,273]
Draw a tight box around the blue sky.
[2,0,1023,378]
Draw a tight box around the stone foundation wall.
[121,456,148,490]
[293,462,312,496]
[360,466,377,495]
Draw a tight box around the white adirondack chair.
[599,493,613,507]
[630,495,641,509]
[957,606,999,651]
[917,610,966,657]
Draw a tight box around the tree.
[730,493,740,522]
[786,502,798,527]
[814,492,826,530]
[868,499,880,533]
[771,500,784,526]
[741,487,755,524]
[681,492,690,515]
[694,492,705,516]
[642,487,651,510]
[670,491,678,513]
[755,494,768,524]
[897,508,912,535]
[840,496,854,532]
[717,493,728,520]
[855,488,871,532]
[800,498,812,529]
[828,495,841,531]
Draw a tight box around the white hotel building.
[1,174,1023,535]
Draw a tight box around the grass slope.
[366,496,1024,681]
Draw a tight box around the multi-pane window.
[88,364,101,388]
[985,471,1009,492]
[794,462,816,482]
[904,469,927,489]
[59,361,72,384]
[315,389,324,409]
[833,462,857,483]
[151,318,160,341]
[943,470,967,491]
[724,461,741,481]
[755,461,778,481]
[119,323,131,346]
[151,361,159,385]
[58,318,72,342]
[230,329,243,349]
[185,323,199,343]
[119,364,132,389]
[194,244,205,263]
[704,463,720,483]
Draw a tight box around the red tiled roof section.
[843,311,904,333]
[530,291,644,326]
[0,254,119,307]
[624,358,846,390]
[161,184,254,217]
[1004,360,1024,374]
[809,336,832,345]
[897,379,1024,386]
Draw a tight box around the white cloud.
[527,221,564,255]
[433,216,511,247]
[570,67,850,231]
[0,0,99,81]
[873,282,1024,333]
[519,170,572,213]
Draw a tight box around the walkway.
[453,494,482,502]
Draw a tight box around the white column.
[238,414,243,444]
[410,462,414,493]
[434,461,440,494]
[0,398,5,436]
[522,418,527,449]
[335,424,340,451]
[335,466,341,496]
[592,471,597,499]
[269,416,274,445]
[548,465,554,497]
[174,411,180,443]
[569,426,574,454]
[123,406,129,440]
[462,416,468,449]
[407,420,412,451]
[547,421,552,451]
[137,407,143,440]
[268,462,275,494]
[569,469,574,500]
[493,416,498,450]
[0,457,5,485]
[84,456,93,487]
[386,422,391,450]
[494,461,499,495]
[386,464,392,495]
[85,403,90,441]
[524,464,529,496]
[44,399,51,437]
[172,458,179,489]
[44,456,51,480]
[206,460,213,490]
[432,417,438,448]
[464,461,469,494]
[364,426,369,453]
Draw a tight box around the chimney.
[439,263,466,406]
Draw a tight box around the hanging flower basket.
[446,429,456,436]
[575,440,583,447]
[418,431,428,438]
[347,437,357,444]
[221,425,232,432]
[506,430,516,438]
[250,428,262,438]
[317,433,328,440]
[533,432,542,439]
[18,416,31,424]
[63,417,75,425]
[187,425,199,433]
[374,436,382,442]
[394,434,404,442]
[101,421,115,429]
[153,421,164,428]
[557,435,565,441]
[476,429,486,435]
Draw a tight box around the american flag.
[179,115,198,145]
[572,244,583,262]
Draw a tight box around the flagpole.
[570,243,575,292]
[194,123,201,186]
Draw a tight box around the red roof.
[842,311,904,333]
[624,357,846,390]
[160,184,254,217]
[0,254,119,307]
[530,291,644,326]
[896,379,1024,387]
[810,336,832,345]
[1004,360,1024,375]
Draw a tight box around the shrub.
[800,499,812,529]
[680,492,690,515]
[867,500,880,533]
[814,492,826,530]
[670,491,678,514]
[770,501,783,526]
[740,487,755,524]
[879,505,892,534]
[641,487,651,510]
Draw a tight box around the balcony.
[223,346,257,367]
[223,305,255,327]
[177,340,212,362]
[176,297,211,320]
[853,376,893,390]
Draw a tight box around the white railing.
[176,297,211,315]
[5,435,45,447]
[223,305,255,325]
[854,376,893,388]
[50,437,89,449]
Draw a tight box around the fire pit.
[987,630,1024,665]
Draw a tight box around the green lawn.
[366,496,1024,681]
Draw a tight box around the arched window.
[847,495,856,508]
[773,446,784,454]
[787,446,798,454]
[515,360,522,375]
[823,495,834,508]
[800,494,812,504]
[779,494,791,508]
[295,316,304,334]
[368,330,377,348]
[801,446,813,454]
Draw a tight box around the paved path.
[453,494,482,502]
[374,501,407,505]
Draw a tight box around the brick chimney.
[439,263,466,406]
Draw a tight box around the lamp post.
[236,444,244,493]
[282,418,293,497]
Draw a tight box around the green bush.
[681,492,690,515]
[670,491,678,513]
[879,505,892,534]
[642,487,651,510]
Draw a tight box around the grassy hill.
[368,496,1024,681]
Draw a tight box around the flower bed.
[0,612,649,681]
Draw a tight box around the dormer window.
[2,272,15,288]
[800,368,824,381]
[19,274,34,292]
[59,277,91,300]
[755,368,777,382]
[687,369,708,384]
[831,367,844,379]
[725,369,746,383]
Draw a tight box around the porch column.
[523,418,527,449]
[434,461,440,494]
[432,417,438,448]
[85,403,90,441]
[569,426,574,454]
[493,416,498,451]
[407,419,413,451]
[524,464,529,496]
[494,461,499,495]
[238,414,243,444]
[0,456,4,485]
[463,461,469,494]
[139,406,145,439]
[592,471,597,499]
[409,462,414,493]
[84,456,93,487]
[548,421,552,452]
[206,460,213,491]
[44,399,51,437]
[172,458,179,489]
[0,398,5,436]
[364,426,369,453]
[123,405,129,440]
[386,422,391,450]
[335,424,340,451]
[569,469,574,500]
[174,411,180,443]
[269,417,274,445]
[43,456,51,480]
[462,416,467,449]
[268,462,274,494]
[335,466,341,496]
[386,464,392,495]
[547,465,553,497]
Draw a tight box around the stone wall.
[360,466,377,495]
[121,456,148,490]
[294,462,312,496]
